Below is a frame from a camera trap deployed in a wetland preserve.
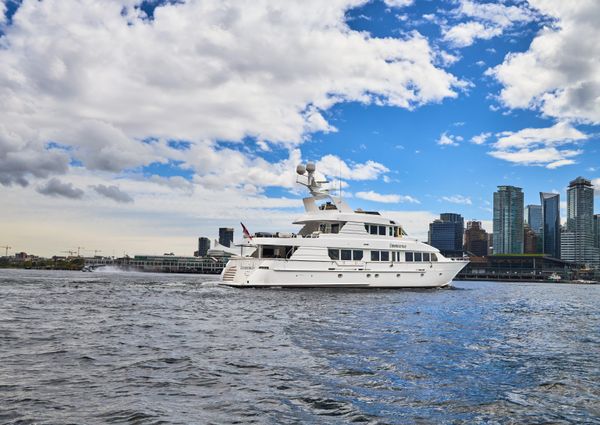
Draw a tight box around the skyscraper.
[493,186,524,254]
[524,225,538,254]
[540,192,560,258]
[560,177,599,268]
[525,204,542,235]
[428,213,464,257]
[198,237,210,257]
[464,220,488,257]
[594,214,600,249]
[219,227,234,248]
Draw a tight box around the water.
[1,269,599,424]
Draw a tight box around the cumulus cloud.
[471,132,491,145]
[356,191,420,204]
[0,0,461,188]
[487,122,587,168]
[37,178,84,199]
[443,0,535,48]
[383,0,414,7]
[92,184,134,203]
[441,195,472,205]
[316,155,389,181]
[488,0,600,124]
[437,132,462,146]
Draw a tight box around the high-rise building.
[524,225,539,254]
[525,204,542,235]
[594,214,600,249]
[428,213,464,257]
[540,192,560,258]
[218,227,234,248]
[560,177,599,268]
[493,185,524,254]
[198,237,210,257]
[464,220,488,257]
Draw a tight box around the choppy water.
[0,269,599,424]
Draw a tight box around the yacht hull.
[221,258,467,288]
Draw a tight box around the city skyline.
[1,1,600,256]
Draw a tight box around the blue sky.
[1,0,599,255]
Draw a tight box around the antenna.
[1,245,11,257]
[339,158,342,199]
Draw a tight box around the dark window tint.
[431,253,438,262]
[370,225,378,235]
[353,250,363,261]
[341,249,352,261]
[331,223,340,234]
[423,252,430,261]
[328,249,339,260]
[378,226,386,235]
[371,251,379,261]
[381,251,389,262]
[406,252,414,262]
[415,252,422,262]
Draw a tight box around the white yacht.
[221,163,468,288]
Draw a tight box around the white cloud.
[488,0,600,124]
[356,191,420,204]
[471,132,491,145]
[0,1,5,25]
[437,132,460,146]
[0,0,461,188]
[443,21,503,48]
[383,0,414,8]
[488,122,587,168]
[441,195,472,205]
[37,178,84,199]
[92,184,134,204]
[316,155,389,181]
[443,1,535,48]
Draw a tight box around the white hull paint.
[221,258,467,288]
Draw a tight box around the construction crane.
[77,246,85,257]
[87,249,102,257]
[1,245,11,257]
[61,250,76,257]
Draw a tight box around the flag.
[241,222,253,241]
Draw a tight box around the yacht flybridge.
[220,163,468,288]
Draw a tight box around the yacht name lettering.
[390,244,407,249]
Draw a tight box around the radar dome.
[296,164,306,175]
[306,162,316,173]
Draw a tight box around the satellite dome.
[296,164,306,175]
[306,162,316,173]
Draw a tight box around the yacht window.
[423,252,430,262]
[406,252,414,262]
[415,252,422,262]
[353,250,363,261]
[431,253,438,262]
[388,227,393,236]
[381,251,390,262]
[371,251,380,261]
[378,226,386,235]
[328,249,339,260]
[364,224,369,232]
[331,223,340,234]
[370,225,378,235]
[391,252,396,262]
[341,249,352,261]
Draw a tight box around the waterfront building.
[198,237,210,257]
[218,227,234,248]
[524,225,539,254]
[560,177,600,268]
[540,192,560,258]
[464,221,488,257]
[594,214,600,249]
[428,213,464,257]
[493,186,524,254]
[525,204,542,235]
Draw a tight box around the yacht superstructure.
[221,163,468,288]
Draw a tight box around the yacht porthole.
[420,273,424,277]
[338,274,343,278]
[366,273,371,278]
[396,273,400,277]
[375,274,379,278]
